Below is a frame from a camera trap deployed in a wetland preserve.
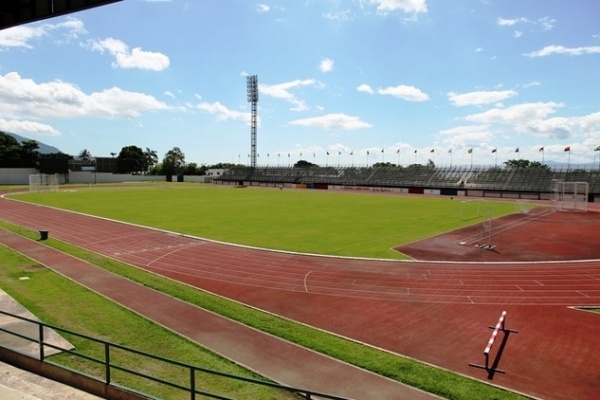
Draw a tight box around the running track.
[1,196,599,400]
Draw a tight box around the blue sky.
[1,0,599,167]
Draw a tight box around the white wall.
[0,169,38,184]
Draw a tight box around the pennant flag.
[350,151,353,155]
[367,150,370,155]
[299,152,302,157]
[414,150,417,154]
[468,148,473,154]
[381,148,384,153]
[539,147,544,152]
[564,146,571,152]
[448,148,452,154]
[338,151,341,155]
[396,149,400,154]
[515,148,519,153]
[492,148,497,153]
[288,153,290,157]
[430,149,435,153]
[278,153,280,157]
[595,145,600,151]
[326,151,329,155]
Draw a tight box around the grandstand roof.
[0,0,121,31]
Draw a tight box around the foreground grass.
[0,220,529,400]
[11,184,523,259]
[0,244,294,399]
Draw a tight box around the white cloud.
[358,83,428,101]
[260,79,321,111]
[258,4,270,12]
[370,0,428,15]
[289,113,372,130]
[524,45,600,57]
[514,30,523,38]
[465,102,562,126]
[87,37,170,71]
[377,84,429,101]
[319,58,335,73]
[323,10,353,21]
[0,17,86,50]
[0,72,169,120]
[195,101,251,123]
[448,90,518,107]
[0,118,60,136]
[438,125,493,147]
[357,84,375,94]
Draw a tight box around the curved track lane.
[1,196,599,400]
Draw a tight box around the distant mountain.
[3,132,64,155]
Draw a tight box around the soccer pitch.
[13,184,522,259]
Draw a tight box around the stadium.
[1,2,600,400]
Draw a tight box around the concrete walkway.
[0,228,438,400]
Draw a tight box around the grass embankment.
[12,184,523,259]
[0,220,529,400]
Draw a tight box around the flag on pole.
[564,146,571,152]
[539,147,544,152]
[396,149,400,154]
[338,151,341,155]
[448,148,452,153]
[595,145,600,151]
[467,148,473,154]
[515,148,519,153]
[492,148,497,153]
[430,149,435,153]
[414,149,417,154]
[326,151,329,155]
[367,150,370,155]
[350,151,353,155]
[381,148,384,153]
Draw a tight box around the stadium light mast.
[246,75,259,168]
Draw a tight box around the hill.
[4,132,63,154]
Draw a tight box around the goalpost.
[459,199,487,221]
[29,174,59,193]
[552,180,588,212]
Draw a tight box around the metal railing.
[0,310,351,400]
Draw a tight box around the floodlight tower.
[247,75,259,168]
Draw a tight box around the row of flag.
[246,145,600,158]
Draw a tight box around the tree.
[162,147,186,175]
[294,160,318,168]
[0,131,23,167]
[116,145,146,174]
[20,140,40,168]
[504,159,550,171]
[144,148,158,172]
[78,149,92,162]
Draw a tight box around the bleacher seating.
[216,165,600,195]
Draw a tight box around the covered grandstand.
[214,165,600,201]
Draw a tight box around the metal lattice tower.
[247,75,258,168]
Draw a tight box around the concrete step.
[0,362,102,400]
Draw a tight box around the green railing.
[0,310,350,400]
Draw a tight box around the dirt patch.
[396,207,600,262]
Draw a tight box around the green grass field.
[12,183,523,259]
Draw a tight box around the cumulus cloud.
[0,72,169,120]
[87,37,170,71]
[448,90,518,106]
[524,45,600,57]
[359,83,429,102]
[319,58,334,73]
[0,118,60,136]
[465,102,563,127]
[195,101,251,123]
[258,4,270,12]
[438,125,494,146]
[289,113,372,130]
[260,79,321,111]
[370,0,428,15]
[0,17,86,49]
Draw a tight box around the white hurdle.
[469,311,518,374]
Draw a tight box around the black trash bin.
[39,230,49,241]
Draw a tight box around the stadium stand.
[214,165,600,199]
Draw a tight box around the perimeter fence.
[0,310,350,400]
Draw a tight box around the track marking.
[516,285,524,292]
[577,291,590,298]
[534,280,544,286]
[304,271,312,293]
[146,243,203,267]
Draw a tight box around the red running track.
[1,196,600,400]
